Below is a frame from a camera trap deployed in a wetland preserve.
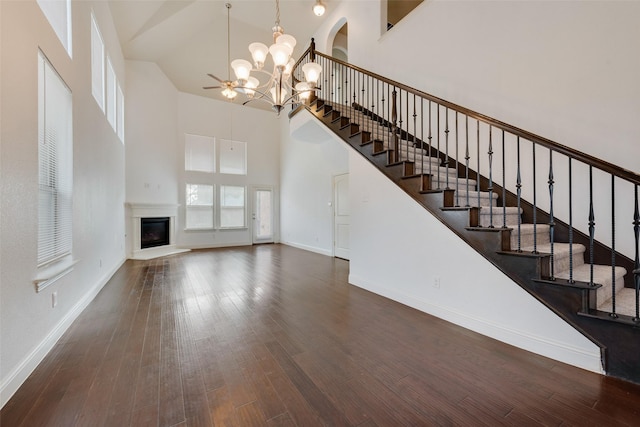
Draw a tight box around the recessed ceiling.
[108,0,337,106]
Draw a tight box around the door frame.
[332,173,349,260]
[251,185,276,244]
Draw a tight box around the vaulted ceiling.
[108,0,337,105]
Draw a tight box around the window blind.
[185,134,215,173]
[185,184,214,229]
[91,13,104,111]
[219,139,246,175]
[106,56,116,130]
[37,0,72,56]
[38,51,73,266]
[219,185,245,228]
[117,83,125,143]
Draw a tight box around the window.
[38,51,73,266]
[386,0,423,31]
[219,185,246,228]
[91,13,104,111]
[185,184,214,229]
[37,0,72,57]
[219,139,246,175]
[116,83,125,143]
[185,134,215,173]
[106,56,116,130]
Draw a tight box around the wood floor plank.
[3,245,640,427]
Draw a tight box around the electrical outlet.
[52,291,58,308]
[433,278,441,289]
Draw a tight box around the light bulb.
[231,59,252,82]
[302,62,322,86]
[249,42,268,69]
[312,1,325,16]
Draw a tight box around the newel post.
[309,38,318,104]
[310,37,316,62]
[390,89,399,163]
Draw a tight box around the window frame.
[218,185,247,229]
[90,12,105,112]
[185,183,215,231]
[35,50,74,292]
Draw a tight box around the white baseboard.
[281,241,332,257]
[348,273,604,375]
[0,257,126,409]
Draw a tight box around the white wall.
[177,92,281,248]
[277,1,640,372]
[315,1,640,173]
[348,149,602,372]
[125,62,281,251]
[280,110,349,255]
[0,1,126,406]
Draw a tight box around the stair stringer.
[298,103,640,384]
[291,106,603,373]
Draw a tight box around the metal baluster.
[396,89,408,162]
[548,151,555,280]
[568,158,574,283]
[465,116,470,207]
[455,112,460,206]
[516,137,522,252]
[532,143,537,253]
[610,175,617,317]
[436,106,441,189]
[398,90,403,162]
[391,88,398,163]
[428,101,433,181]
[444,108,450,189]
[488,126,494,228]
[476,120,480,211]
[502,131,506,227]
[380,82,385,147]
[343,64,348,119]
[353,68,357,124]
[405,89,409,160]
[413,95,418,169]
[330,61,334,106]
[633,184,639,322]
[588,166,595,286]
[421,98,425,190]
[376,80,380,143]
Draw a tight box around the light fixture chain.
[275,0,280,27]
[226,3,231,81]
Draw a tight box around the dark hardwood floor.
[2,244,640,426]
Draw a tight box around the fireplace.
[127,203,190,260]
[141,217,170,249]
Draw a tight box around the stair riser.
[479,212,520,227]
[429,178,477,191]
[548,252,586,274]
[510,231,552,249]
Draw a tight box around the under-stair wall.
[288,109,603,373]
[289,37,640,382]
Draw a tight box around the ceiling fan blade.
[203,85,223,90]
[207,73,225,83]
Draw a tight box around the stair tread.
[519,242,586,254]
[511,224,551,233]
[479,206,521,214]
[555,263,627,283]
[598,288,639,317]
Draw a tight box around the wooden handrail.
[308,50,640,186]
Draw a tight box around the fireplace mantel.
[126,203,190,260]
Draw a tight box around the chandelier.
[204,1,322,115]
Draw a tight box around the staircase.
[291,41,640,385]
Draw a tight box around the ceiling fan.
[203,3,238,99]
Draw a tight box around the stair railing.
[293,40,640,322]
